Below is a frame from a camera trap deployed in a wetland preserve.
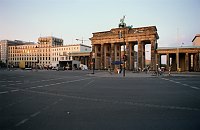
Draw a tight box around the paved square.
[0,70,200,130]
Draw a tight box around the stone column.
[194,53,199,71]
[129,43,134,70]
[176,49,179,71]
[166,53,170,70]
[185,53,189,71]
[104,44,108,69]
[151,39,156,71]
[142,42,145,70]
[92,44,96,69]
[95,45,98,69]
[126,42,130,70]
[100,43,104,69]
[111,43,115,69]
[198,52,200,71]
[157,54,161,67]
[114,44,120,61]
[138,40,142,70]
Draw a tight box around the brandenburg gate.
[90,22,159,71]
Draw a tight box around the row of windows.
[52,47,79,51]
[9,57,51,61]
[10,46,36,49]
[9,49,50,53]
[39,61,51,64]
[52,57,59,61]
[9,54,50,57]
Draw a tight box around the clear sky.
[0,0,200,47]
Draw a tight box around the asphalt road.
[0,70,200,130]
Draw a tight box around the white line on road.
[28,77,95,90]
[10,89,19,92]
[161,78,200,90]
[15,118,29,127]
[0,91,9,94]
[30,111,41,118]
[15,98,63,127]
[0,76,82,87]
[80,80,95,89]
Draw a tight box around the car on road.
[56,66,64,71]
[52,67,58,70]
[24,67,32,70]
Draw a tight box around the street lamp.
[36,46,39,71]
[92,52,95,74]
[118,15,126,77]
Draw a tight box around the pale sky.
[0,0,200,47]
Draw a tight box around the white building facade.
[51,44,91,67]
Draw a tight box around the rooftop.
[192,34,200,42]
[157,46,200,50]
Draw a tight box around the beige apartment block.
[6,36,91,69]
[37,36,63,68]
[1,40,26,65]
[8,43,38,68]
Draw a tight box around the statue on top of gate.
[119,15,126,28]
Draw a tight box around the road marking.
[8,84,15,86]
[30,111,41,118]
[27,77,95,89]
[10,89,19,92]
[15,98,63,127]
[190,86,200,90]
[80,80,95,89]
[7,81,14,82]
[0,91,8,94]
[0,76,82,87]
[30,86,37,89]
[161,78,200,90]
[15,118,29,127]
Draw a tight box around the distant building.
[5,36,91,69]
[192,34,200,46]
[154,34,200,72]
[51,44,91,67]
[37,36,63,67]
[0,40,26,64]
[8,42,37,68]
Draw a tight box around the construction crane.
[76,37,89,44]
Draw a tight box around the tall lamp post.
[92,52,95,74]
[118,16,126,77]
[36,46,39,71]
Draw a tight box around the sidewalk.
[88,70,154,78]
[88,70,200,78]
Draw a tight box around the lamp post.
[36,46,39,71]
[92,52,95,74]
[118,16,126,77]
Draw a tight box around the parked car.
[24,67,32,70]
[56,67,64,71]
[52,67,58,70]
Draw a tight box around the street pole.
[92,58,95,74]
[123,32,126,77]
[92,52,95,74]
[36,46,39,71]
[118,16,126,77]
